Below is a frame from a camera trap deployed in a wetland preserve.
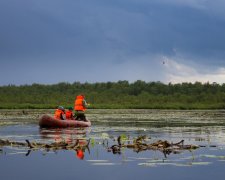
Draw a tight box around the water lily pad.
[120,134,128,140]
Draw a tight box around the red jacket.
[66,110,74,120]
[54,109,65,120]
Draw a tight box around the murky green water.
[0,109,225,180]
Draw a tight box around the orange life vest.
[74,95,86,111]
[66,110,73,120]
[54,109,65,120]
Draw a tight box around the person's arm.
[60,113,66,120]
[82,99,88,108]
[71,112,74,119]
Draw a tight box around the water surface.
[0,109,225,180]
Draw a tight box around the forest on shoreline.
[0,80,225,109]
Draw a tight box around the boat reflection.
[39,127,91,160]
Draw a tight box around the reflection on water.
[0,109,225,180]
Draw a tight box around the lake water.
[0,109,225,180]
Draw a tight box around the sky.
[1,0,225,85]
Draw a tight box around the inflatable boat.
[39,114,91,128]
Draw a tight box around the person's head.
[58,106,65,112]
[80,94,85,98]
[68,106,73,111]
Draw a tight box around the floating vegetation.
[0,135,199,158]
[191,162,212,166]
[138,161,212,167]
[91,163,117,166]
[201,154,225,159]
[86,160,109,162]
[101,133,110,139]
[0,138,91,155]
[128,157,153,160]
[106,135,199,158]
[2,109,225,128]
[138,163,157,167]
[146,159,170,163]
[8,152,29,155]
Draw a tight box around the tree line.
[0,80,225,109]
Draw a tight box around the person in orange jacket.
[65,107,74,120]
[74,94,89,121]
[54,106,66,120]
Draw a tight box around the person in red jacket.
[74,94,88,121]
[65,107,74,120]
[54,106,66,120]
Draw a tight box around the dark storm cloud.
[0,0,225,85]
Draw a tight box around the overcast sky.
[1,0,225,85]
